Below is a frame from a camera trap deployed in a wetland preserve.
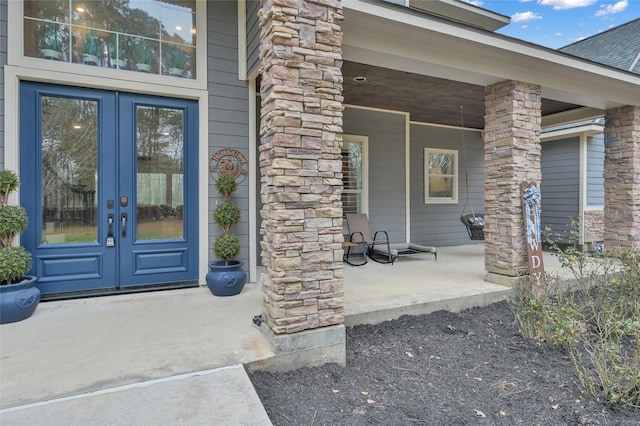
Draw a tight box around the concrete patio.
[0,244,568,424]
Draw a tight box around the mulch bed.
[249,301,640,425]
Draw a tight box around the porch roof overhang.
[341,0,640,128]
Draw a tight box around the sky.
[464,0,640,49]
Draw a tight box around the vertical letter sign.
[522,181,546,296]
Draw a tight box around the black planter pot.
[206,261,246,296]
[0,276,40,324]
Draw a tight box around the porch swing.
[458,105,485,240]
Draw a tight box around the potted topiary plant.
[133,39,154,73]
[0,170,40,324]
[205,175,246,296]
[165,45,188,77]
[40,21,62,60]
[82,30,102,65]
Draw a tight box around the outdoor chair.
[345,214,438,265]
[345,214,396,264]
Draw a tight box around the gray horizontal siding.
[246,0,261,76]
[410,124,484,246]
[586,134,604,206]
[541,138,580,241]
[208,2,251,273]
[343,107,406,243]
[0,0,6,169]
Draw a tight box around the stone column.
[484,81,542,280]
[604,105,640,249]
[257,0,345,368]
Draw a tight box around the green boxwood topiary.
[0,170,33,284]
[215,175,238,201]
[0,205,28,245]
[213,202,240,234]
[213,175,241,265]
[213,234,241,263]
[0,247,32,285]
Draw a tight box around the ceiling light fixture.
[353,76,366,82]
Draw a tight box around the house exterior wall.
[540,137,580,241]
[342,107,486,247]
[586,134,605,206]
[343,107,406,242]
[410,123,484,246]
[208,1,252,274]
[584,133,605,245]
[246,0,261,76]
[0,0,6,170]
[5,2,249,291]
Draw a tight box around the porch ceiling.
[342,61,581,129]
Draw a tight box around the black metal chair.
[345,214,395,264]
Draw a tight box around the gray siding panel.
[208,2,251,273]
[246,0,260,75]
[343,109,486,248]
[0,0,6,169]
[541,138,580,240]
[586,134,604,206]
[410,124,484,247]
[343,107,406,243]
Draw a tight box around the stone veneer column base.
[248,324,346,372]
[485,272,521,287]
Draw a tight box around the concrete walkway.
[0,244,568,424]
[0,284,274,424]
[0,365,271,426]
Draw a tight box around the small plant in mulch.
[510,237,640,409]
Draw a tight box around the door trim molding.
[6,66,210,287]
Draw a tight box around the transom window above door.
[23,0,196,79]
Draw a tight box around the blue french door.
[20,82,198,295]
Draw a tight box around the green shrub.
[215,175,238,201]
[0,206,28,246]
[0,247,33,285]
[0,169,20,196]
[213,202,240,233]
[0,170,33,284]
[510,241,640,408]
[213,234,240,263]
[212,175,242,265]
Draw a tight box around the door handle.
[121,213,127,238]
[106,214,115,247]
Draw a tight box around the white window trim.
[424,147,458,204]
[342,134,369,216]
[8,1,208,92]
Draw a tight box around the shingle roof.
[559,18,640,74]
